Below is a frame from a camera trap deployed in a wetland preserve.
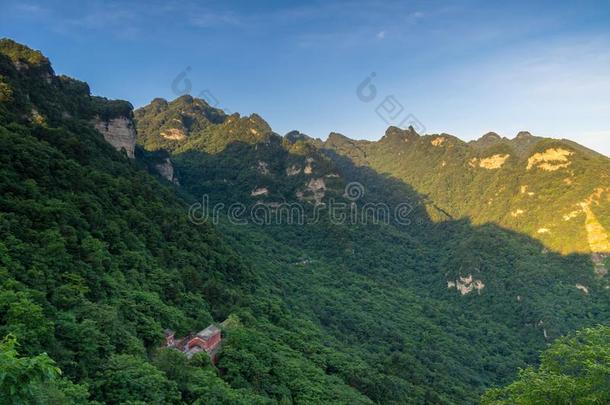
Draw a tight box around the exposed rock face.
[511,209,525,217]
[251,187,269,197]
[155,158,178,184]
[160,128,186,141]
[447,274,485,295]
[563,210,581,221]
[93,117,136,158]
[591,253,608,277]
[469,154,510,169]
[257,161,270,175]
[575,284,589,294]
[480,154,510,169]
[286,165,301,176]
[431,137,446,147]
[520,185,535,196]
[296,178,326,204]
[304,158,314,175]
[557,188,610,263]
[579,188,610,254]
[527,148,573,171]
[307,178,326,204]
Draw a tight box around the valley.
[0,38,608,404]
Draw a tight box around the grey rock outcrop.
[155,158,179,184]
[93,117,136,158]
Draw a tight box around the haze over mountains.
[0,38,609,404]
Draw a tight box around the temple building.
[164,324,222,362]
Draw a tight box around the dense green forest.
[322,128,610,256]
[1,39,609,404]
[482,325,610,404]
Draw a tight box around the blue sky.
[2,0,610,155]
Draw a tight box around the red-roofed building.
[164,324,222,362]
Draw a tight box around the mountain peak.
[285,130,316,143]
[481,131,501,140]
[326,132,350,142]
[382,125,420,143]
[386,125,420,135]
[0,38,52,74]
[150,97,168,105]
[515,131,533,139]
[469,132,503,148]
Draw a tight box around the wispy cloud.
[14,3,45,13]
[188,12,241,28]
[414,33,610,155]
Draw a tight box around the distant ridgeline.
[134,93,610,400]
[135,95,610,260]
[1,38,609,404]
[323,128,610,258]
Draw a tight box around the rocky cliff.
[93,116,137,158]
[155,157,178,184]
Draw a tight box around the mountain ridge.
[2,39,609,404]
[134,95,610,258]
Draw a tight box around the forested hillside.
[1,39,608,404]
[0,39,375,404]
[135,95,610,402]
[323,127,610,257]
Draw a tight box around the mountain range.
[0,38,608,404]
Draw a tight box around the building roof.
[196,324,220,339]
[184,345,204,359]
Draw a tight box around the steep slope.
[0,39,380,404]
[135,95,610,403]
[1,37,607,405]
[135,96,341,205]
[323,126,610,259]
[135,95,273,154]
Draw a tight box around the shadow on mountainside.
[163,139,608,339]
[155,138,609,402]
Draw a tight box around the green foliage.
[0,41,132,127]
[152,348,271,404]
[90,96,133,121]
[324,127,610,254]
[1,38,609,405]
[0,41,265,403]
[94,354,180,404]
[134,95,272,154]
[0,290,53,354]
[0,38,50,68]
[134,93,610,403]
[482,325,610,404]
[0,76,12,102]
[0,334,88,404]
[218,323,373,404]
